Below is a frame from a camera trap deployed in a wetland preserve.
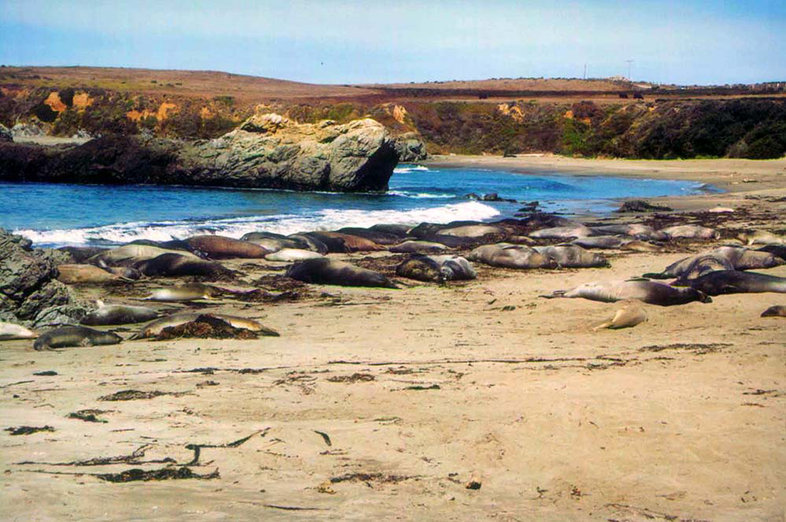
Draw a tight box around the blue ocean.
[1,165,713,247]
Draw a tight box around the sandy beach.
[1,157,784,520]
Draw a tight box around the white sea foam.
[393,165,431,174]
[15,201,500,247]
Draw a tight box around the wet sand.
[1,156,784,520]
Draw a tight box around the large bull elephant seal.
[33,326,122,351]
[686,270,786,296]
[395,255,476,283]
[468,243,554,269]
[185,235,270,259]
[544,279,711,306]
[286,258,397,288]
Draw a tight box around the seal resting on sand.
[685,270,786,296]
[395,255,476,283]
[468,243,554,269]
[544,279,711,306]
[535,245,609,268]
[0,322,37,341]
[132,312,279,339]
[389,240,448,254]
[265,249,324,262]
[142,283,220,302]
[56,264,129,284]
[185,235,270,259]
[81,301,159,326]
[592,300,648,330]
[761,305,786,317]
[286,258,397,288]
[133,253,234,279]
[33,326,122,351]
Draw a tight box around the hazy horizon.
[1,0,784,86]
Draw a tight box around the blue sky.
[1,0,784,85]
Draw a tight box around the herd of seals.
[1,209,784,347]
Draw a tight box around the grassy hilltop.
[1,66,784,159]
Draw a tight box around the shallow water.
[1,164,713,247]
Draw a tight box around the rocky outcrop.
[0,114,400,192]
[0,230,87,326]
[393,132,427,162]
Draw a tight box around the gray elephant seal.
[545,279,711,306]
[286,258,397,288]
[241,232,308,253]
[593,301,648,330]
[590,224,666,241]
[389,240,448,254]
[0,322,37,341]
[89,244,199,267]
[468,243,555,269]
[33,326,122,351]
[185,235,270,259]
[572,236,628,250]
[142,283,219,302]
[134,253,234,279]
[661,225,719,240]
[81,301,159,326]
[529,225,593,239]
[647,254,734,281]
[686,270,786,296]
[133,313,279,339]
[265,249,324,262]
[395,255,476,283]
[336,227,407,245]
[761,305,786,317]
[439,224,507,239]
[535,245,609,268]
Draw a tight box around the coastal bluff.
[0,114,399,192]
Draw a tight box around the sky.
[0,0,784,85]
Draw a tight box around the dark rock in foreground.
[0,114,399,192]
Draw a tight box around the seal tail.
[540,290,566,299]
[592,321,612,331]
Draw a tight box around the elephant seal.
[468,243,554,269]
[185,235,270,259]
[288,233,329,254]
[286,258,397,288]
[590,224,666,240]
[33,326,122,351]
[132,312,279,339]
[438,224,507,239]
[647,246,783,279]
[336,227,406,245]
[420,234,480,249]
[128,239,197,254]
[761,305,786,317]
[661,225,719,240]
[535,245,609,268]
[545,279,711,306]
[389,240,448,254]
[572,236,628,250]
[395,255,476,283]
[621,240,663,253]
[739,230,785,246]
[758,244,786,261]
[133,253,234,279]
[57,246,108,264]
[310,232,385,252]
[57,264,129,284]
[89,245,199,267]
[592,301,648,330]
[686,270,786,296]
[102,265,143,280]
[241,231,309,253]
[0,322,37,341]
[370,223,411,236]
[265,248,324,262]
[142,283,219,302]
[81,301,159,326]
[529,225,593,239]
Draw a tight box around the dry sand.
[1,157,784,520]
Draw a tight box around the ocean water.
[1,165,713,247]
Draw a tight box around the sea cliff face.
[0,114,400,192]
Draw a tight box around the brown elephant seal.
[336,227,407,245]
[287,233,329,254]
[714,246,785,270]
[761,305,786,317]
[286,258,397,288]
[758,244,786,261]
[529,225,593,239]
[133,253,234,279]
[33,326,122,351]
[57,246,108,264]
[185,235,270,259]
[81,301,159,326]
[686,270,786,296]
[439,224,507,239]
[132,312,279,339]
[590,224,666,241]
[647,246,784,280]
[592,301,648,331]
[389,240,448,254]
[661,225,719,240]
[545,279,711,306]
[535,245,609,268]
[240,231,309,252]
[0,322,37,341]
[142,283,220,302]
[310,232,385,252]
[57,264,129,284]
[572,236,628,250]
[739,230,785,245]
[468,243,555,269]
[265,248,324,262]
[395,255,476,283]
